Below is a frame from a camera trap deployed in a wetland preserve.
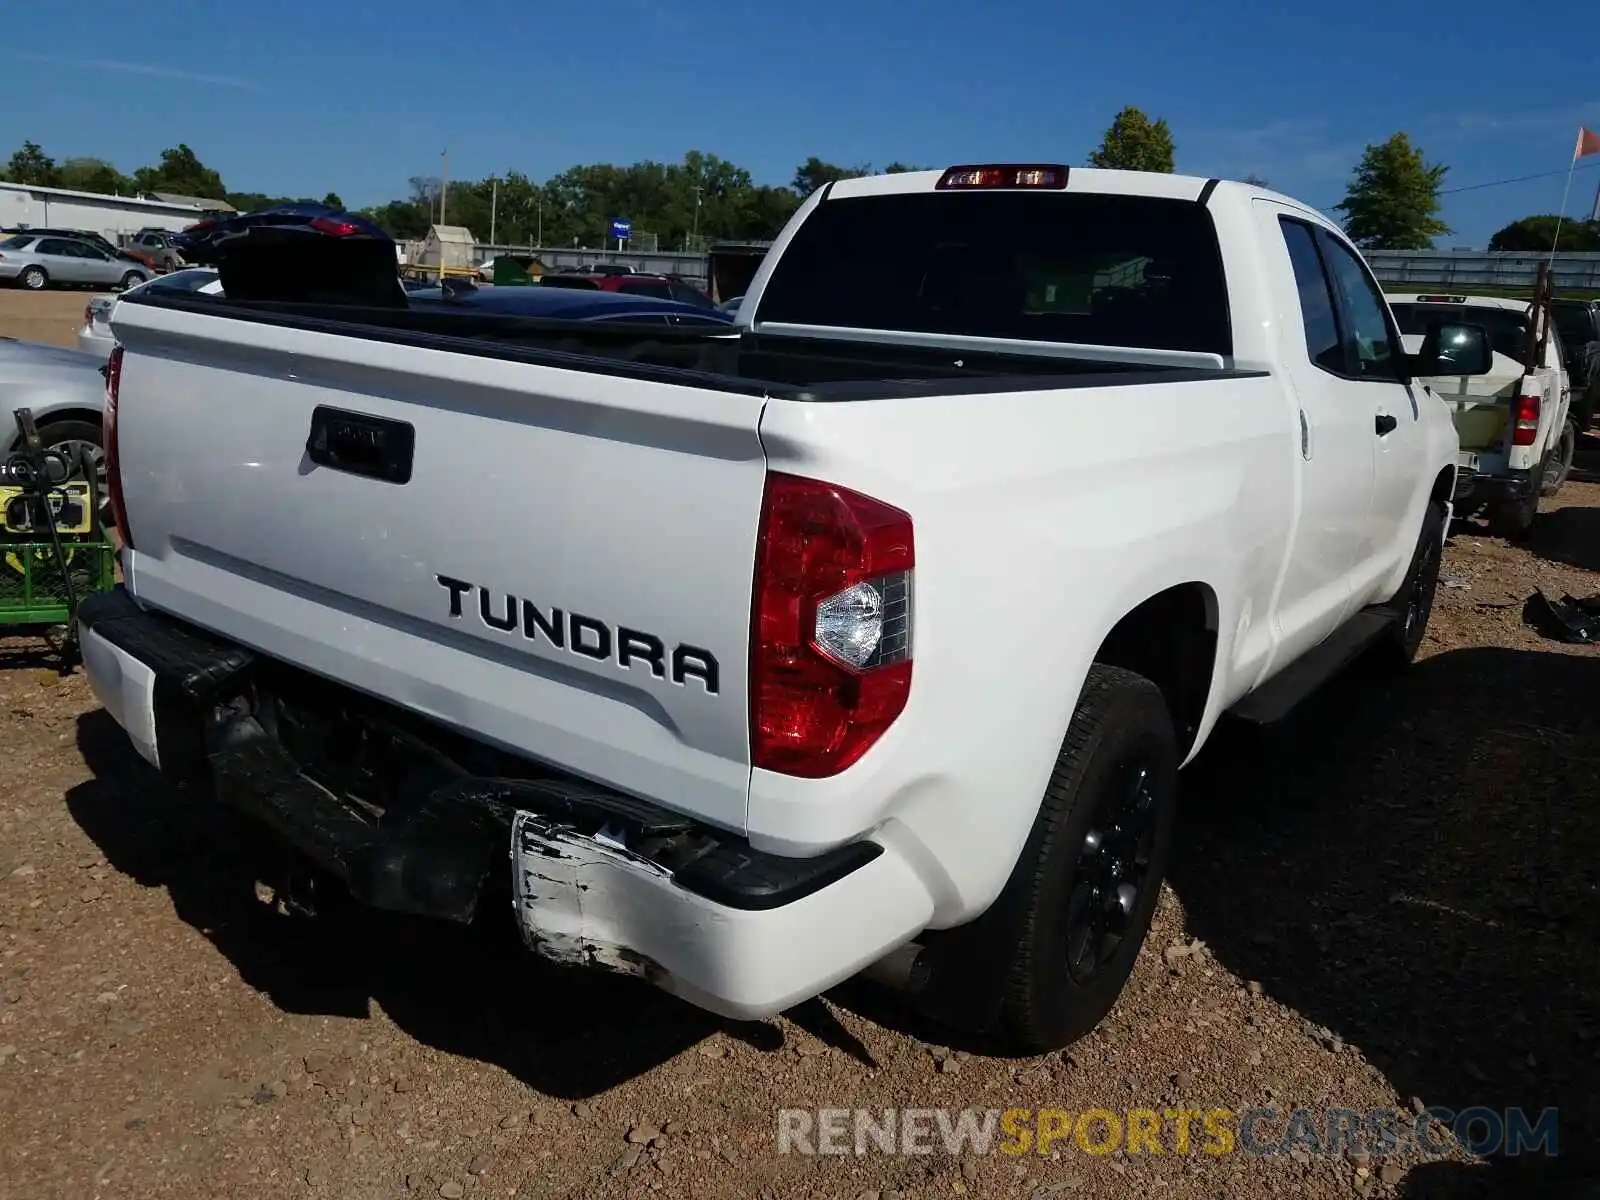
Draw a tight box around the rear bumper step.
[72,592,889,921]
[75,588,927,1018]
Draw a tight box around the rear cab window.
[755,190,1233,356]
[1391,303,1530,363]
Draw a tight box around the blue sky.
[6,0,1599,245]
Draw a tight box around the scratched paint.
[510,811,675,979]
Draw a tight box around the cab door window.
[1314,230,1403,382]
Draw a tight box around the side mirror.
[1409,320,1494,377]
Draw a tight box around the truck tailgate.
[110,302,768,834]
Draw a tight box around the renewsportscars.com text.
[776,1105,1559,1159]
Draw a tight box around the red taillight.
[935,163,1069,190]
[310,216,360,236]
[103,345,133,549]
[1512,393,1541,447]
[750,473,914,778]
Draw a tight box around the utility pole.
[537,195,544,249]
[690,182,703,249]
[439,148,449,226]
[490,177,498,245]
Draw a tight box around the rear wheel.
[118,271,145,291]
[19,266,47,290]
[997,665,1178,1052]
[1541,419,1577,496]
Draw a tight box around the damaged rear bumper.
[78,587,935,1020]
[1452,463,1533,512]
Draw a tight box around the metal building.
[0,181,215,244]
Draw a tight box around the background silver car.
[0,234,151,292]
[77,267,221,359]
[0,337,109,510]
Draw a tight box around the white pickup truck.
[79,171,1492,1051]
[1389,291,1575,538]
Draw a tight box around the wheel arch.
[1092,581,1220,761]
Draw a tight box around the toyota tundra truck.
[78,172,1491,1051]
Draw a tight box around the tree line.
[2,117,1583,254]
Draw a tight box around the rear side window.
[0,235,35,249]
[619,280,673,300]
[756,191,1232,356]
[669,282,714,308]
[1279,219,1344,373]
[1315,233,1402,382]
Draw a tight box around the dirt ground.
[0,289,104,350]
[1,296,1598,1198]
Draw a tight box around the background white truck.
[1389,291,1575,538]
[80,170,1491,1051]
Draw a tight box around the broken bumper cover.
[78,587,935,1020]
[511,811,933,1019]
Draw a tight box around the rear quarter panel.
[750,374,1295,923]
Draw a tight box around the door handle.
[1375,412,1398,436]
[306,406,415,484]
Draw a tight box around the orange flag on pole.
[1575,126,1600,159]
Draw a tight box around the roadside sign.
[611,218,631,241]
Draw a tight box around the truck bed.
[120,290,1265,401]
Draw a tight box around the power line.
[1312,158,1600,212]
[1439,158,1600,196]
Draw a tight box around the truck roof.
[1387,293,1533,312]
[826,165,1305,210]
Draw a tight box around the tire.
[1541,419,1577,496]
[19,266,47,291]
[1487,485,1538,540]
[1369,500,1445,671]
[118,271,145,291]
[1574,380,1598,432]
[34,418,108,523]
[997,664,1179,1052]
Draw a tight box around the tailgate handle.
[306,406,414,485]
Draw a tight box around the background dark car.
[410,279,735,327]
[1551,298,1600,429]
[538,271,718,310]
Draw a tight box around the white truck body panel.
[113,300,767,834]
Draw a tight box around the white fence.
[1364,250,1600,292]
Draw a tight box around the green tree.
[322,191,345,210]
[133,144,226,199]
[58,157,131,194]
[3,140,60,186]
[1333,133,1450,250]
[1242,173,1271,188]
[792,157,867,196]
[1488,214,1600,252]
[1087,108,1175,172]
